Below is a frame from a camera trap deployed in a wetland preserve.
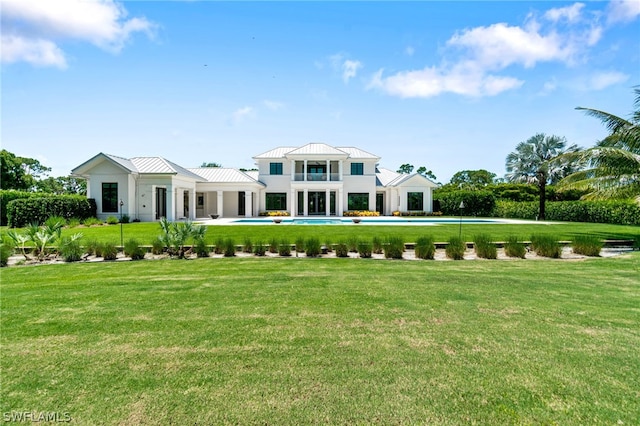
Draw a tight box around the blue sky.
[2,1,639,183]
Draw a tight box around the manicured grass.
[2,254,639,424]
[3,220,638,248]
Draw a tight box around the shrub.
[120,214,130,224]
[223,239,236,257]
[384,236,404,259]
[503,236,526,259]
[6,195,96,227]
[435,190,496,217]
[67,218,81,228]
[305,238,321,257]
[493,200,640,226]
[151,237,165,255]
[243,237,253,253]
[268,238,278,254]
[1,243,13,267]
[372,236,383,254]
[214,237,225,255]
[102,242,118,261]
[572,235,603,257]
[278,240,292,257]
[414,236,436,260]
[84,239,100,256]
[446,236,466,260]
[124,239,145,260]
[194,239,210,258]
[295,237,305,254]
[357,241,372,258]
[530,234,561,258]
[342,210,380,217]
[335,242,349,258]
[106,216,119,225]
[83,217,103,227]
[94,242,104,258]
[346,235,359,252]
[254,242,266,256]
[258,211,290,217]
[473,234,497,259]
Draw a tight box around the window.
[350,162,364,175]
[408,192,424,211]
[270,162,283,175]
[347,193,369,211]
[266,193,287,210]
[102,183,118,213]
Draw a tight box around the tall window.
[350,162,364,175]
[266,193,287,210]
[102,183,118,213]
[408,192,424,211]
[347,193,369,210]
[270,162,283,175]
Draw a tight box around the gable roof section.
[131,157,203,180]
[253,146,297,159]
[72,152,137,176]
[188,167,264,185]
[376,167,439,188]
[336,146,380,160]
[285,142,348,157]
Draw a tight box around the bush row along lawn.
[1,254,639,424]
[3,220,639,247]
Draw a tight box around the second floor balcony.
[294,173,341,182]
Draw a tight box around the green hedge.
[0,190,51,226]
[6,196,97,227]
[435,190,496,217]
[493,200,640,226]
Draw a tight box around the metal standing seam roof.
[130,157,203,180]
[376,167,402,186]
[253,147,298,159]
[188,167,263,184]
[336,146,380,160]
[103,153,137,172]
[285,143,350,157]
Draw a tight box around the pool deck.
[195,216,550,226]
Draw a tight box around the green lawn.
[2,254,639,424]
[2,219,636,247]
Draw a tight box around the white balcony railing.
[293,173,341,182]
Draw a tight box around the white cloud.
[1,0,155,68]
[231,106,254,124]
[586,71,629,90]
[404,46,415,56]
[342,59,362,83]
[606,0,640,24]
[0,34,66,68]
[369,2,613,99]
[327,53,362,83]
[263,100,284,111]
[544,3,585,23]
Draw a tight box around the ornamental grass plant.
[503,235,527,259]
[414,235,436,260]
[446,235,466,260]
[571,235,603,257]
[473,234,497,259]
[530,234,561,258]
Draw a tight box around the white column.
[325,188,330,216]
[190,189,196,219]
[291,160,295,181]
[369,192,376,213]
[338,188,344,216]
[303,160,308,181]
[303,189,308,216]
[217,191,224,218]
[245,191,252,217]
[326,159,329,181]
[290,188,296,217]
[338,161,343,181]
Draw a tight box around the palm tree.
[559,88,640,202]
[505,133,579,220]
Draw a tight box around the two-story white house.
[71,142,438,221]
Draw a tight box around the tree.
[505,133,579,220]
[397,164,414,174]
[200,162,222,168]
[415,166,437,181]
[0,150,51,190]
[35,176,87,195]
[559,87,640,202]
[449,169,497,189]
